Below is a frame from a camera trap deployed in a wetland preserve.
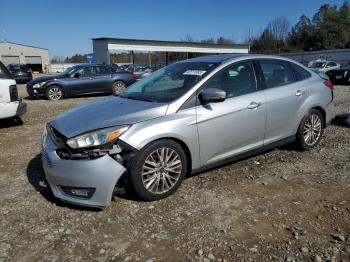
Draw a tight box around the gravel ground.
[0,77,349,262]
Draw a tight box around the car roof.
[182,53,303,64]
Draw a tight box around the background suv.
[7,64,33,84]
[27,64,137,100]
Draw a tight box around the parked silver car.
[42,54,334,207]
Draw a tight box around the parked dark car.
[325,63,350,85]
[26,64,137,100]
[7,64,33,84]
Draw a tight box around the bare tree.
[182,34,197,42]
[267,17,290,41]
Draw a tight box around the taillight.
[9,85,19,102]
[131,73,137,79]
[324,80,334,90]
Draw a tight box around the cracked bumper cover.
[42,129,127,207]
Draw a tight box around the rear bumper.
[0,100,27,119]
[42,129,127,207]
[16,100,27,116]
[325,101,334,127]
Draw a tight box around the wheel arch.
[312,106,326,127]
[137,136,193,176]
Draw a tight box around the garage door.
[25,56,42,64]
[1,55,20,65]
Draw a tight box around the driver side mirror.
[199,88,226,103]
[74,72,81,78]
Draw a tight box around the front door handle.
[247,102,261,109]
[295,90,305,97]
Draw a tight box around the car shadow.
[23,93,110,101]
[332,113,350,127]
[0,117,23,129]
[26,154,101,212]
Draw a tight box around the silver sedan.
[42,54,334,207]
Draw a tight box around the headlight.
[33,82,47,88]
[66,126,129,149]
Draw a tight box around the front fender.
[119,109,201,170]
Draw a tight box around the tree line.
[250,1,350,53]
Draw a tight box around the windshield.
[120,62,219,103]
[10,64,28,71]
[61,66,79,76]
[312,62,326,68]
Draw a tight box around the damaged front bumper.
[42,127,129,208]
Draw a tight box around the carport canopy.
[92,37,249,64]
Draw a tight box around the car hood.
[50,96,168,138]
[28,74,65,85]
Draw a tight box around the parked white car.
[309,60,340,73]
[0,61,27,121]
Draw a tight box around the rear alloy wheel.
[46,86,64,100]
[130,140,187,201]
[112,81,126,96]
[296,109,324,150]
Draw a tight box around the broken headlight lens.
[66,126,129,149]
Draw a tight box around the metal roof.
[92,37,249,54]
[0,41,48,50]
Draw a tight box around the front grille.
[42,150,53,168]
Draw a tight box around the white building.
[92,37,249,65]
[0,42,50,73]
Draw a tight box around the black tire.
[129,139,187,201]
[112,81,127,96]
[45,85,64,101]
[295,109,324,151]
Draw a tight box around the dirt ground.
[0,76,349,262]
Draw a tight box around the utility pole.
[2,29,7,42]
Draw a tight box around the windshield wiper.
[121,94,157,102]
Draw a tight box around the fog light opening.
[59,186,96,199]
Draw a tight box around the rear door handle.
[295,90,305,97]
[247,102,261,109]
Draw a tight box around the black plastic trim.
[191,135,296,175]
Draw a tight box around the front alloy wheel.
[112,81,126,96]
[46,86,64,100]
[130,140,187,201]
[141,147,182,194]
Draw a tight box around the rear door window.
[258,60,296,88]
[290,63,312,80]
[95,66,110,75]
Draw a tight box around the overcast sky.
[0,0,343,57]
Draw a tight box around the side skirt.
[191,135,296,175]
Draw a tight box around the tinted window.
[9,64,28,71]
[259,60,295,88]
[291,63,312,80]
[76,66,94,77]
[95,66,110,75]
[202,61,257,98]
[0,62,13,79]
